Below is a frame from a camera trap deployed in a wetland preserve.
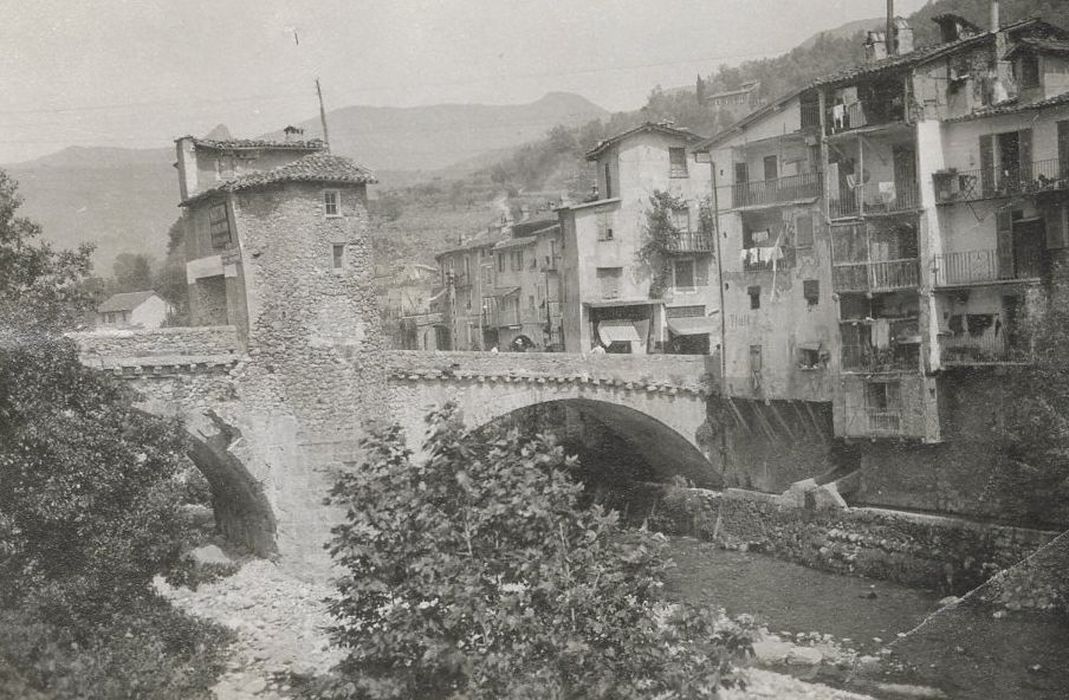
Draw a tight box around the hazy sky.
[0,0,931,163]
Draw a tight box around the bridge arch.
[181,411,277,556]
[387,352,724,489]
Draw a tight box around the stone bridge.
[73,327,719,575]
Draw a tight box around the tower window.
[332,244,345,269]
[324,190,341,217]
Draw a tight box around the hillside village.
[7,1,1069,699]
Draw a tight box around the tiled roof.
[808,18,1047,89]
[585,121,706,160]
[98,290,159,313]
[181,154,377,206]
[435,229,509,258]
[493,235,538,251]
[1007,37,1069,57]
[944,90,1069,123]
[186,137,326,151]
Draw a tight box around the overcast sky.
[0,0,931,163]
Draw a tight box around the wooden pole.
[316,78,331,152]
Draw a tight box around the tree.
[112,252,154,293]
[154,216,191,326]
[320,404,752,699]
[995,266,1069,526]
[0,170,94,333]
[638,190,689,299]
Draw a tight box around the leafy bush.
[319,404,753,699]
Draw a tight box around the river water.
[662,536,1069,700]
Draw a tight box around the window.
[748,285,761,309]
[671,205,691,232]
[795,214,814,247]
[498,254,505,273]
[324,190,341,217]
[1020,53,1040,89]
[803,280,820,306]
[597,211,615,241]
[528,295,536,311]
[669,147,688,177]
[596,267,623,299]
[604,162,614,198]
[799,346,822,369]
[763,155,778,181]
[465,289,473,311]
[510,250,524,271]
[332,244,345,269]
[208,202,231,249]
[673,259,696,289]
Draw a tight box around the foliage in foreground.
[995,265,1069,526]
[317,404,753,699]
[0,335,232,698]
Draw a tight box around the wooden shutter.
[695,260,709,286]
[1045,204,1066,249]
[980,134,995,197]
[795,213,814,247]
[1018,128,1033,183]
[1059,121,1069,177]
[996,209,1014,279]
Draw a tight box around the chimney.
[895,18,914,55]
[866,31,888,62]
[175,136,198,202]
[283,125,304,143]
[887,0,895,55]
[991,0,1000,33]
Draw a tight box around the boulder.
[785,646,823,666]
[752,639,794,665]
[191,544,233,566]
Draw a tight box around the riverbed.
[663,536,1069,700]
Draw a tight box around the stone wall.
[71,326,241,361]
[626,483,1059,594]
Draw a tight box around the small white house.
[97,290,173,329]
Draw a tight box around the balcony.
[941,331,1031,366]
[832,259,919,293]
[933,249,1045,287]
[742,245,796,272]
[665,231,715,254]
[829,179,921,219]
[864,410,903,436]
[732,172,822,209]
[841,318,921,373]
[934,158,1069,204]
[826,96,906,136]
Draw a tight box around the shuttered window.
[209,202,231,249]
[669,147,688,178]
[795,213,814,247]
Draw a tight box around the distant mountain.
[262,92,609,172]
[1,92,607,270]
[799,18,884,49]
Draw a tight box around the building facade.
[97,290,174,329]
[557,122,720,355]
[699,6,1069,443]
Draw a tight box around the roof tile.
[182,153,377,205]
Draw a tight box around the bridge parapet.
[70,325,244,375]
[387,350,718,397]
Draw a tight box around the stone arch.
[469,398,723,489]
[181,411,277,556]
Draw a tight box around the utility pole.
[315,78,331,152]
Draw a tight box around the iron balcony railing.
[732,172,822,208]
[866,410,903,436]
[665,231,716,254]
[941,332,1032,365]
[933,248,1046,286]
[829,179,921,219]
[832,258,920,292]
[934,158,1069,204]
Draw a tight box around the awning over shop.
[597,320,642,346]
[798,341,823,352]
[493,236,538,251]
[666,315,719,336]
[584,299,659,309]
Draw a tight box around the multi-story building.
[706,81,763,123]
[177,129,378,347]
[435,228,506,351]
[486,218,564,351]
[699,3,1068,444]
[557,122,719,355]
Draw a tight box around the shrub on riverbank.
[318,403,753,699]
